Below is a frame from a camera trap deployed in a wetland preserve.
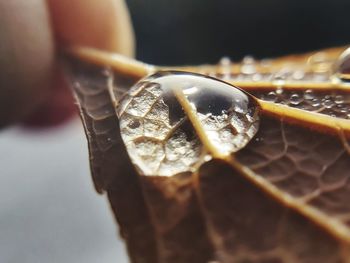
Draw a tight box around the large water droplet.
[118,71,260,176]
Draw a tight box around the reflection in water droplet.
[118,71,260,176]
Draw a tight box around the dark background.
[127,0,350,65]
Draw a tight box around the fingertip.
[22,69,77,128]
[0,0,54,127]
[48,0,135,57]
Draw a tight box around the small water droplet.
[276,87,283,95]
[311,98,320,107]
[219,57,231,79]
[337,104,348,113]
[322,99,334,109]
[292,70,305,80]
[252,74,262,81]
[266,91,277,102]
[290,94,302,105]
[243,56,254,64]
[304,89,314,100]
[220,57,231,66]
[241,56,256,74]
[334,95,344,104]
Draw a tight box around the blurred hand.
[0,0,134,128]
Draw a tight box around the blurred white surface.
[0,120,128,263]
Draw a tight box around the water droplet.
[334,95,344,104]
[241,56,256,75]
[219,57,231,79]
[220,57,231,66]
[252,74,262,81]
[292,70,305,80]
[322,99,334,109]
[311,98,321,107]
[276,87,283,95]
[118,71,260,176]
[290,94,302,105]
[336,104,348,113]
[304,89,314,100]
[243,56,255,64]
[266,91,277,102]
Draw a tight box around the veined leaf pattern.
[65,46,350,263]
